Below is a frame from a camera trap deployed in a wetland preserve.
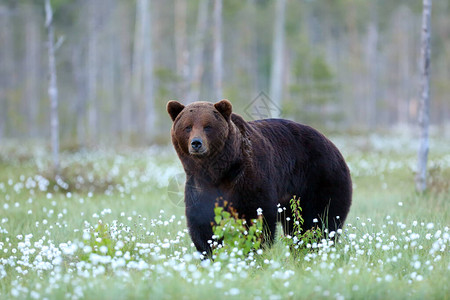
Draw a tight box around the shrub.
[211,202,264,260]
[281,196,324,252]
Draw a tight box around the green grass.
[0,134,449,299]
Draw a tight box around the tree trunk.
[87,1,98,144]
[187,0,208,103]
[25,4,40,138]
[0,7,12,140]
[365,0,379,129]
[132,0,144,136]
[213,0,223,100]
[416,0,432,192]
[117,1,132,142]
[45,0,60,173]
[246,0,259,94]
[72,47,86,148]
[142,0,155,140]
[132,0,155,142]
[175,0,189,98]
[365,21,379,128]
[270,0,286,108]
[100,3,116,144]
[396,6,413,126]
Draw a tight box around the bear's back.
[245,118,337,160]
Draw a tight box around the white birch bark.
[365,9,379,129]
[25,4,40,137]
[270,0,286,108]
[132,0,144,133]
[0,7,12,139]
[45,0,60,172]
[117,2,132,142]
[71,48,86,148]
[133,0,155,140]
[142,0,155,139]
[175,0,189,97]
[187,0,208,103]
[416,0,432,192]
[87,1,98,143]
[213,0,223,100]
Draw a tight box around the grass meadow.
[0,133,449,299]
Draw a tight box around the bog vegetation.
[0,133,449,299]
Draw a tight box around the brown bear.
[167,99,352,256]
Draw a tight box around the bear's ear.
[167,100,185,121]
[214,99,232,121]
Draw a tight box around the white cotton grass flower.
[257,208,263,216]
[229,288,240,296]
[2,147,449,299]
[99,246,108,254]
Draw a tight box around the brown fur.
[167,100,352,256]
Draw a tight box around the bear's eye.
[185,126,192,132]
[204,125,212,132]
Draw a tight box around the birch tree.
[25,4,40,138]
[0,7,11,140]
[213,0,223,100]
[72,47,87,148]
[87,1,98,144]
[416,0,432,192]
[45,0,59,172]
[187,0,208,103]
[132,0,155,140]
[143,0,155,140]
[270,0,286,107]
[365,0,379,129]
[117,2,132,142]
[175,0,189,98]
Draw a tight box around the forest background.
[0,0,449,147]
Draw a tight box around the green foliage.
[211,203,264,259]
[154,67,179,106]
[286,36,343,129]
[290,195,303,234]
[281,196,324,252]
[84,222,117,258]
[78,220,138,263]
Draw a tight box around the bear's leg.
[188,223,213,257]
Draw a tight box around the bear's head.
[167,100,233,157]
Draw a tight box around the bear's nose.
[191,138,203,151]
